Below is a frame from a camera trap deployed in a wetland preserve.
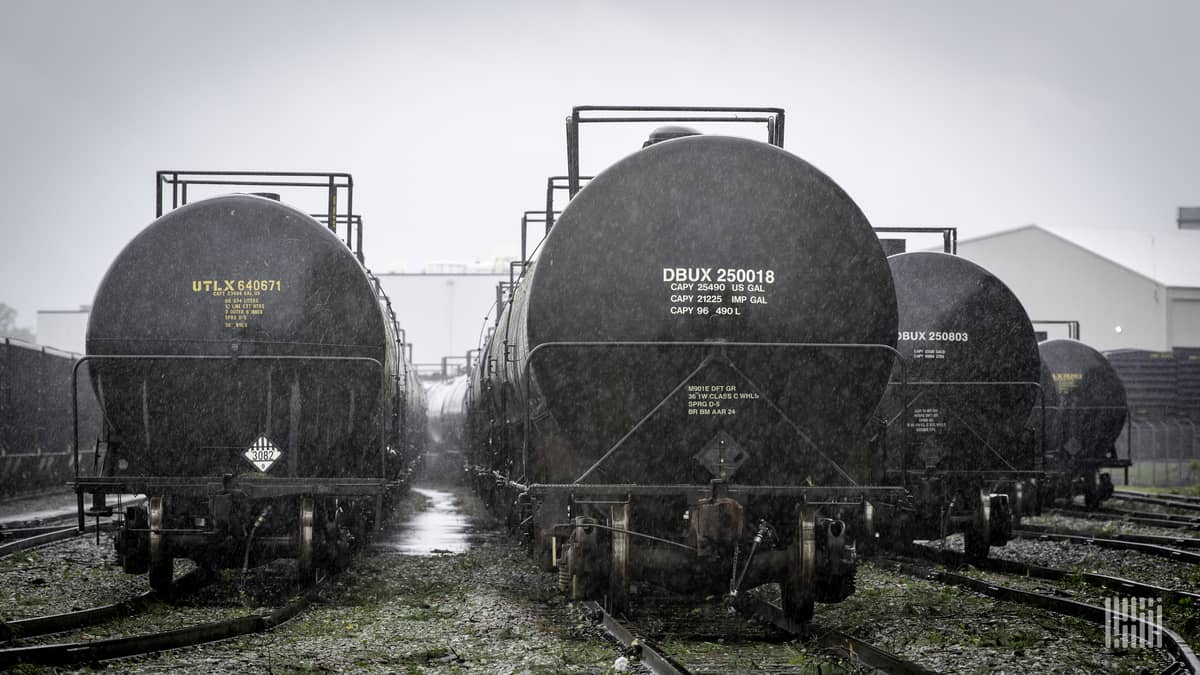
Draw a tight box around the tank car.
[469,129,903,622]
[423,373,469,482]
[1037,338,1130,508]
[74,190,421,591]
[875,251,1043,559]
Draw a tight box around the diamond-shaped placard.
[694,430,748,478]
[244,435,282,472]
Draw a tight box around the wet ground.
[373,484,488,555]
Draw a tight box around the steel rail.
[1017,524,1200,550]
[585,597,935,675]
[884,558,1200,674]
[1048,506,1200,530]
[0,579,320,668]
[733,596,939,674]
[2,569,211,642]
[1110,493,1200,513]
[0,524,79,540]
[0,523,106,559]
[1114,489,1200,505]
[1012,529,1200,564]
[581,601,685,675]
[903,542,1200,606]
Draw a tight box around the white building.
[376,264,511,370]
[955,225,1200,352]
[35,307,90,354]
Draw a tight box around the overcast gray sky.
[2,0,1197,331]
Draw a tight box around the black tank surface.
[1039,338,1128,460]
[879,252,1041,473]
[498,135,898,485]
[1030,359,1062,455]
[87,195,395,479]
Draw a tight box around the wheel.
[782,508,816,623]
[1083,471,1101,510]
[989,495,1012,546]
[608,503,630,616]
[1098,473,1114,501]
[298,496,315,580]
[1011,482,1025,527]
[963,488,990,561]
[1028,478,1043,516]
[325,503,352,572]
[566,519,602,601]
[118,506,150,574]
[857,501,877,557]
[147,496,174,594]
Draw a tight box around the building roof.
[957,224,1200,289]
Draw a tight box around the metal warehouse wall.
[955,227,1168,352]
[1167,291,1200,347]
[376,273,507,366]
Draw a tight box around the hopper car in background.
[72,172,424,591]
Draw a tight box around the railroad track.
[1,568,211,644]
[1017,524,1200,550]
[1012,528,1200,565]
[1115,490,1200,506]
[882,556,1200,675]
[0,573,321,668]
[1048,506,1200,531]
[581,595,933,674]
[0,523,105,559]
[904,542,1200,607]
[1110,493,1200,514]
[0,495,146,557]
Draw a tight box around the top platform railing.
[565,106,786,198]
[154,171,361,262]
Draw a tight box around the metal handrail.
[872,227,958,254]
[154,171,359,261]
[566,105,785,198]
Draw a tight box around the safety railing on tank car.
[154,171,362,262]
[70,353,390,530]
[873,227,958,255]
[880,379,1049,486]
[543,175,592,230]
[514,340,906,491]
[1031,320,1081,341]
[414,356,472,382]
[566,106,786,198]
[519,210,561,265]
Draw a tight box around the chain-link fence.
[1115,419,1200,487]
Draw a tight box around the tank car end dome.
[643,125,702,147]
